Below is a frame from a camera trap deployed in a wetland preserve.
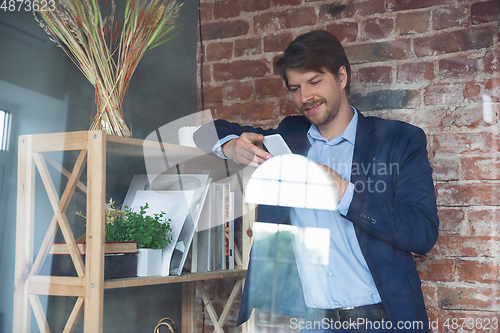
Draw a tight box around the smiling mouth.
[304,103,323,114]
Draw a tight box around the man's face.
[286,67,347,127]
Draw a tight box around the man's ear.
[338,66,348,89]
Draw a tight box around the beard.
[299,97,341,127]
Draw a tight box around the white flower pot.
[137,248,162,277]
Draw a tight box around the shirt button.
[328,272,333,277]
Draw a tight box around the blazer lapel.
[351,112,377,186]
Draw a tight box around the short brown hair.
[276,30,351,96]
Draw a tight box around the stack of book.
[193,180,238,272]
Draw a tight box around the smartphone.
[263,134,293,156]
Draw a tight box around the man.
[194,30,439,332]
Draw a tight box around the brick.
[273,0,301,7]
[223,80,253,101]
[350,89,420,111]
[433,132,500,155]
[202,20,250,40]
[355,0,387,17]
[484,79,500,102]
[206,42,233,62]
[485,78,500,91]
[255,77,287,99]
[319,2,356,20]
[345,40,411,64]
[397,62,435,83]
[467,209,500,237]
[380,110,412,123]
[429,158,459,181]
[214,102,277,122]
[432,5,469,30]
[437,208,464,234]
[438,285,500,311]
[453,104,496,129]
[361,18,394,41]
[439,56,477,81]
[253,8,317,33]
[272,54,282,75]
[279,97,299,117]
[463,81,481,100]
[414,26,496,57]
[214,0,241,19]
[200,2,214,22]
[435,183,500,206]
[198,64,212,86]
[457,260,500,283]
[413,108,454,133]
[462,157,500,181]
[199,85,223,104]
[471,0,500,25]
[389,0,447,12]
[421,284,437,309]
[326,22,358,43]
[415,257,456,282]
[484,47,500,73]
[396,11,431,35]
[263,33,293,53]
[355,66,392,85]
[241,0,272,12]
[213,60,269,81]
[234,38,262,57]
[429,235,500,257]
[423,84,463,106]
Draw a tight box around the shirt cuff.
[338,182,354,215]
[213,135,239,159]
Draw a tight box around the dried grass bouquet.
[35,0,181,137]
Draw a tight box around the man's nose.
[301,87,314,104]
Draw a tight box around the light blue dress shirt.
[214,106,381,310]
[290,107,381,309]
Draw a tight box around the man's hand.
[222,132,272,167]
[319,164,349,202]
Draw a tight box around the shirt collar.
[307,105,358,146]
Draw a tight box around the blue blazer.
[194,111,439,332]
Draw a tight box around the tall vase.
[90,86,132,137]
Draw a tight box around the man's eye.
[290,87,299,92]
[311,80,320,85]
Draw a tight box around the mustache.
[299,99,326,113]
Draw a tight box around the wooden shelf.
[13,130,255,333]
[104,269,247,289]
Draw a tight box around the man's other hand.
[222,133,272,167]
[319,164,349,202]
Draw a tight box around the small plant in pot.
[78,200,172,277]
[112,202,172,277]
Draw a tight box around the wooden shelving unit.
[13,131,255,333]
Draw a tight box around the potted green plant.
[78,199,172,277]
[107,201,173,277]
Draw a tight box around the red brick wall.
[196,0,500,332]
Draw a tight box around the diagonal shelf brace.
[44,153,88,194]
[218,279,243,328]
[28,294,51,333]
[33,153,85,277]
[31,150,88,276]
[63,296,85,333]
[195,281,225,333]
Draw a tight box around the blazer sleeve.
[344,128,439,255]
[193,119,278,153]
